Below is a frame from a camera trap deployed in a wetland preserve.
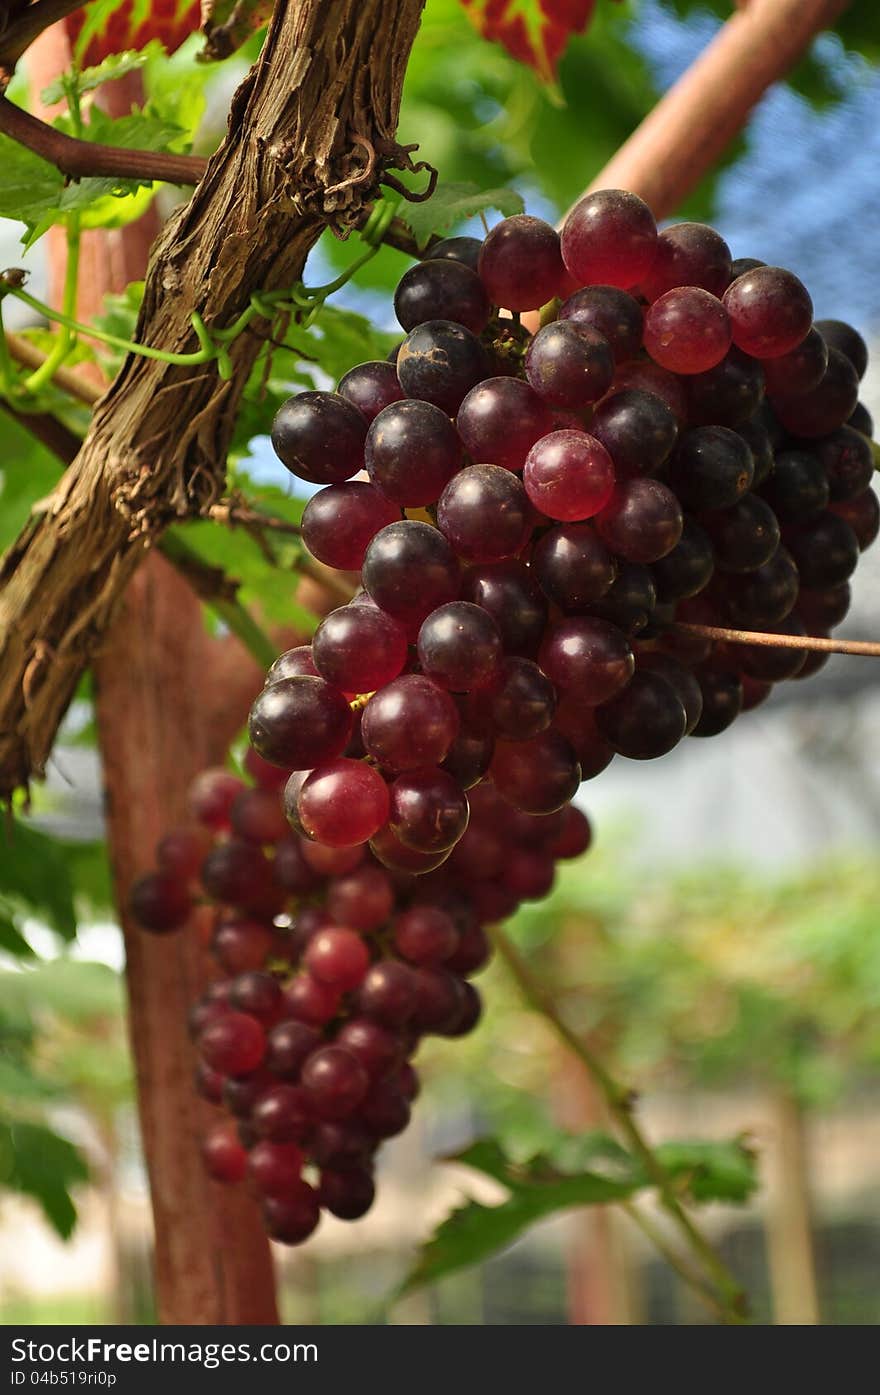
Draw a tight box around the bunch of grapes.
[132,187,875,1246]
[130,754,590,1244]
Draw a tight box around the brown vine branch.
[674,622,880,659]
[0,0,85,74]
[5,329,101,404]
[491,926,749,1324]
[0,95,209,185]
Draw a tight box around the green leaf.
[0,418,64,554]
[0,916,36,960]
[654,1138,759,1206]
[41,50,150,107]
[0,1120,89,1239]
[400,181,525,248]
[0,820,78,940]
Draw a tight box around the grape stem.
[674,621,880,659]
[490,925,750,1324]
[3,329,101,404]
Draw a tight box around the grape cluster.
[130,755,590,1244]
[132,188,875,1246]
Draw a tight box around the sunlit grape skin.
[338,360,405,422]
[639,222,732,301]
[456,377,553,472]
[301,483,400,572]
[312,604,408,694]
[538,617,634,705]
[361,675,460,772]
[722,265,813,359]
[477,214,564,311]
[643,287,731,375]
[524,322,614,408]
[561,188,658,290]
[296,759,391,849]
[523,430,615,523]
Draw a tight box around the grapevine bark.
[0,0,427,801]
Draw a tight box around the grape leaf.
[0,916,36,960]
[0,1120,89,1239]
[0,820,78,940]
[400,181,525,249]
[459,0,599,81]
[66,0,202,67]
[654,1138,758,1205]
[41,50,150,107]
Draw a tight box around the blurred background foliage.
[0,0,879,1324]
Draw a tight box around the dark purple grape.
[595,670,686,759]
[785,513,859,588]
[312,604,408,693]
[761,449,829,523]
[558,285,644,363]
[810,427,874,502]
[830,490,879,551]
[397,320,489,414]
[417,601,503,691]
[428,235,483,271]
[437,464,532,562]
[588,563,657,634]
[523,431,615,523]
[650,517,714,601]
[690,668,743,737]
[362,521,460,634]
[248,676,353,770]
[594,477,683,563]
[762,327,828,399]
[539,616,634,704]
[362,674,460,771]
[478,214,564,311]
[394,258,490,334]
[638,653,703,734]
[772,348,859,437]
[736,418,774,487]
[456,377,554,472]
[561,189,658,290]
[490,730,581,815]
[702,496,780,573]
[338,360,405,423]
[685,347,765,427]
[724,547,800,626]
[531,522,617,611]
[490,656,558,739]
[589,388,678,477]
[319,1166,376,1220]
[639,222,732,300]
[814,318,868,380]
[365,398,462,507]
[462,559,548,657]
[722,266,813,359]
[130,872,191,933]
[271,391,366,484]
[524,322,614,409]
[670,426,754,510]
[389,767,469,853]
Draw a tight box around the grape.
[830,489,879,551]
[392,905,458,966]
[524,322,614,408]
[319,1166,375,1220]
[613,361,688,422]
[304,928,371,991]
[552,697,613,777]
[670,426,754,511]
[365,399,463,507]
[369,824,452,874]
[200,1011,266,1076]
[271,391,366,484]
[248,1140,305,1198]
[249,677,352,770]
[685,348,765,427]
[362,521,460,633]
[362,674,459,771]
[507,848,555,901]
[397,320,489,413]
[462,559,548,656]
[490,730,581,815]
[223,1067,273,1118]
[441,718,495,790]
[558,285,644,363]
[588,563,657,633]
[725,547,800,626]
[456,377,554,472]
[188,768,244,831]
[643,287,731,374]
[722,266,813,359]
[650,517,715,601]
[301,1046,369,1121]
[360,1080,412,1136]
[266,1019,321,1080]
[814,318,868,380]
[638,654,703,734]
[848,402,874,437]
[762,326,828,398]
[761,449,829,522]
[531,523,616,611]
[785,512,859,588]
[201,839,272,911]
[443,981,483,1037]
[263,1186,321,1245]
[594,477,683,563]
[130,871,191,932]
[810,427,873,502]
[335,1018,404,1082]
[690,668,743,737]
[490,656,557,739]
[299,839,365,879]
[301,482,400,572]
[411,967,465,1034]
[338,360,405,422]
[447,820,505,880]
[230,788,288,846]
[796,582,850,630]
[283,973,341,1027]
[445,923,491,976]
[312,605,408,694]
[156,826,209,882]
[326,864,395,932]
[389,767,469,853]
[202,1126,248,1184]
[478,214,564,311]
[595,670,686,759]
[729,616,808,682]
[213,917,274,975]
[429,235,483,271]
[244,747,290,792]
[729,257,765,278]
[436,464,532,565]
[523,430,615,522]
[357,961,417,1027]
[252,1084,313,1143]
[639,222,732,300]
[703,496,780,573]
[266,646,318,683]
[416,601,503,693]
[539,617,634,703]
[561,189,658,289]
[394,258,490,334]
[740,676,774,710]
[230,971,283,1024]
[589,389,678,477]
[297,759,390,848]
[772,348,859,437]
[196,1063,225,1105]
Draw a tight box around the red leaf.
[460,0,598,80]
[65,1,202,66]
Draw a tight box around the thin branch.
[491,926,749,1324]
[5,330,101,404]
[0,95,208,185]
[207,500,301,537]
[0,0,85,72]
[674,622,880,660]
[0,397,83,461]
[208,499,358,605]
[620,1200,726,1322]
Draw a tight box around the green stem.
[490,926,749,1324]
[620,1201,725,1321]
[0,302,14,398]
[24,213,81,394]
[3,284,216,365]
